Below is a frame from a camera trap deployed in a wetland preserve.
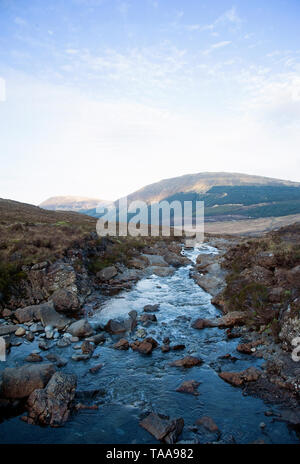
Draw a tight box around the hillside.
[40,196,111,212]
[124,172,300,204]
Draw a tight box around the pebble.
[260,422,266,429]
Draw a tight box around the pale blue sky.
[0,0,300,204]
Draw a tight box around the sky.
[0,0,300,205]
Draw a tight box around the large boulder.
[25,372,77,427]
[140,412,184,444]
[67,319,94,338]
[51,289,81,314]
[147,267,175,277]
[14,302,71,330]
[1,363,56,399]
[0,324,20,336]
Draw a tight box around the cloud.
[203,6,242,31]
[203,41,232,55]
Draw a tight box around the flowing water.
[0,245,298,444]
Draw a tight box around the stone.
[45,353,68,367]
[139,313,157,323]
[104,318,136,334]
[195,416,219,433]
[25,372,77,427]
[72,354,90,361]
[1,363,56,399]
[192,319,217,330]
[15,327,26,337]
[114,338,129,350]
[147,267,175,277]
[25,353,43,363]
[67,319,94,338]
[81,340,94,355]
[51,288,81,314]
[15,302,70,330]
[139,412,184,444]
[38,340,51,351]
[219,367,261,387]
[143,304,160,313]
[172,344,185,351]
[89,364,103,374]
[96,266,118,281]
[57,337,72,348]
[131,337,158,355]
[26,331,35,342]
[170,356,203,368]
[86,333,106,345]
[176,380,200,396]
[161,345,170,353]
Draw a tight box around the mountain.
[122,172,300,222]
[124,172,300,204]
[40,196,112,212]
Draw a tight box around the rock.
[170,356,203,368]
[68,320,94,338]
[128,257,148,270]
[39,340,51,351]
[72,354,90,361]
[89,364,103,374]
[143,304,160,313]
[45,353,68,367]
[1,363,56,398]
[147,267,175,277]
[216,312,247,328]
[219,367,261,387]
[260,422,266,429]
[136,328,147,338]
[2,308,12,318]
[163,336,170,344]
[96,266,118,281]
[114,338,129,350]
[237,340,263,354]
[279,304,300,351]
[51,288,81,314]
[128,310,138,320]
[163,252,190,268]
[104,318,136,334]
[195,416,219,433]
[142,254,168,267]
[25,372,77,427]
[139,412,184,444]
[25,353,43,363]
[15,327,26,337]
[81,340,94,355]
[193,274,225,297]
[86,333,106,345]
[131,337,158,355]
[57,337,72,348]
[192,319,217,330]
[26,331,35,342]
[139,313,157,323]
[0,324,20,336]
[172,344,185,351]
[15,302,70,330]
[161,345,170,353]
[176,380,200,396]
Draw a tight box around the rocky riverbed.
[0,239,299,444]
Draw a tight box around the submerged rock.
[170,356,203,368]
[176,380,200,396]
[113,338,129,350]
[139,412,184,444]
[195,416,219,433]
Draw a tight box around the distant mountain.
[124,172,300,204]
[120,172,300,222]
[39,173,300,222]
[40,196,112,212]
